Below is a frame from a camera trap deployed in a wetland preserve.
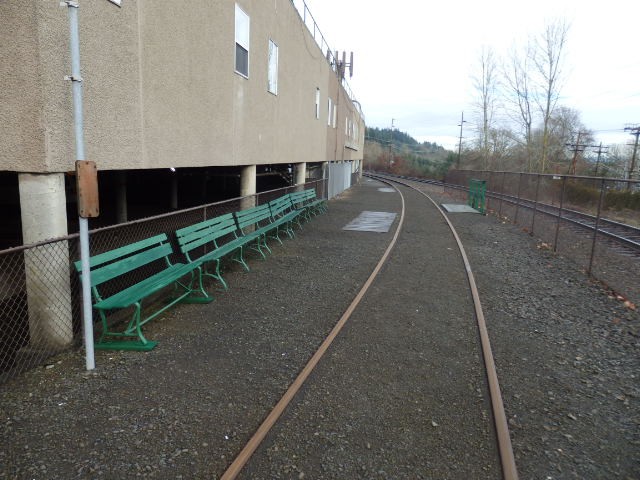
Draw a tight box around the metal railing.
[290,0,362,117]
[0,180,327,383]
[443,170,640,304]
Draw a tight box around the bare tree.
[503,42,535,171]
[533,19,570,173]
[472,46,500,170]
[546,107,593,173]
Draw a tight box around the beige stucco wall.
[0,2,47,171]
[0,0,364,174]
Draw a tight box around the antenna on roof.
[335,51,354,79]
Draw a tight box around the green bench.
[232,203,275,259]
[74,233,210,351]
[268,194,303,237]
[175,212,252,291]
[290,189,327,220]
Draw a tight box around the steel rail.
[220,179,407,479]
[370,174,519,480]
[380,173,640,251]
[487,192,640,250]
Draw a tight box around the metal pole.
[488,171,493,212]
[457,111,465,169]
[530,174,541,235]
[498,171,506,218]
[66,1,95,370]
[588,179,606,275]
[514,173,523,224]
[553,176,566,253]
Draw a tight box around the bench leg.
[232,246,250,272]
[178,269,215,303]
[202,259,228,291]
[268,228,285,244]
[94,303,158,351]
[256,235,271,257]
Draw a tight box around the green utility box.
[468,179,486,214]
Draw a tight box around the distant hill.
[364,127,455,179]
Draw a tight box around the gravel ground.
[0,178,638,479]
[242,181,500,479]
[412,179,640,479]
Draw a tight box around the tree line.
[364,127,455,179]
[466,20,636,179]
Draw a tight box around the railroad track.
[382,173,640,254]
[222,175,519,480]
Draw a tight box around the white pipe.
[66,1,95,370]
[79,218,95,370]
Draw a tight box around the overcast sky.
[300,0,640,151]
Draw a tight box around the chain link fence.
[443,170,640,305]
[0,180,327,383]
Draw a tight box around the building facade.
[0,0,365,245]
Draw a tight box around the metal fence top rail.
[452,169,640,185]
[289,0,362,118]
[0,181,324,256]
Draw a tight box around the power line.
[591,142,609,176]
[565,131,589,175]
[624,124,640,182]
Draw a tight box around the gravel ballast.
[0,178,638,479]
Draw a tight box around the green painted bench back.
[175,213,237,258]
[268,195,293,218]
[234,204,272,231]
[290,189,316,207]
[74,233,173,288]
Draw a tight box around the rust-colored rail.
[380,175,519,480]
[221,176,518,480]
[220,180,406,479]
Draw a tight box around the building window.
[327,98,332,126]
[268,39,278,94]
[235,4,250,77]
[332,105,337,128]
[315,88,320,119]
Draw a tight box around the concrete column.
[18,173,73,350]
[115,171,128,223]
[294,162,306,192]
[240,165,256,210]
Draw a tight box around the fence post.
[498,172,506,218]
[553,176,567,252]
[588,179,606,275]
[530,174,541,235]
[514,173,523,224]
[485,171,494,210]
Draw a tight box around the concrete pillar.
[294,162,306,192]
[240,165,256,210]
[18,173,73,350]
[115,171,128,223]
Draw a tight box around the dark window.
[236,44,248,77]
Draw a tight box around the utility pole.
[592,142,609,176]
[624,124,640,183]
[565,131,588,175]
[457,111,467,169]
[388,118,395,170]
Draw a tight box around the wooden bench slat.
[74,233,206,350]
[95,262,194,310]
[75,233,169,270]
[88,243,174,287]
